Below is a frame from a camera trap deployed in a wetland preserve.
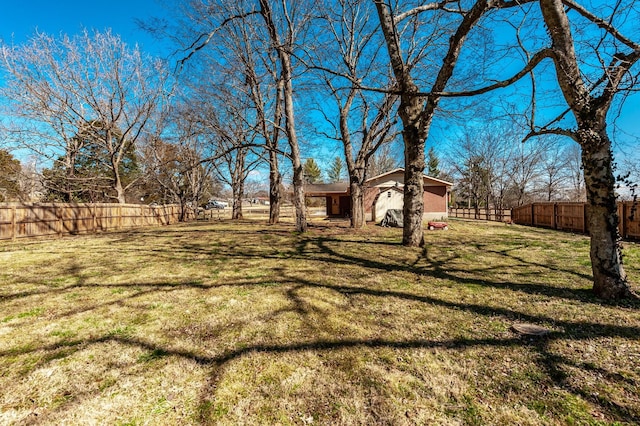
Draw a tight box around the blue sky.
[0,0,638,172]
[0,0,167,55]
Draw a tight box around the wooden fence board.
[448,208,511,222]
[512,201,639,240]
[0,203,186,241]
[533,203,555,228]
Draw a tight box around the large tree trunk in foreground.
[579,127,634,299]
[539,0,637,299]
[375,0,488,246]
[401,122,425,247]
[374,1,425,247]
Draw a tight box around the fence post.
[583,203,588,234]
[11,205,17,241]
[57,204,63,238]
[92,203,97,233]
[531,203,535,226]
[620,202,628,240]
[552,203,557,230]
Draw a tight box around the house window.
[387,191,391,198]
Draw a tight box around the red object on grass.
[427,221,448,230]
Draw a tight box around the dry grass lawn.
[0,218,639,425]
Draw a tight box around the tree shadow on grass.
[311,236,612,306]
[3,260,639,423]
[2,222,639,424]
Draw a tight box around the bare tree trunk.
[375,0,490,246]
[267,80,284,225]
[231,148,246,220]
[259,0,306,232]
[291,157,307,232]
[114,181,126,204]
[538,0,637,298]
[402,124,425,246]
[112,161,127,204]
[374,1,425,246]
[268,152,281,225]
[232,180,244,220]
[282,48,306,231]
[580,128,632,298]
[350,179,365,229]
[64,152,76,203]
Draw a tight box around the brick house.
[305,168,452,222]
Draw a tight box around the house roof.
[304,182,349,196]
[365,168,453,187]
[304,168,452,197]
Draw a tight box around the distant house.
[304,168,452,222]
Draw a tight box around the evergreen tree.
[327,156,344,183]
[427,147,440,178]
[303,158,322,184]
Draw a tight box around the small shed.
[372,186,404,222]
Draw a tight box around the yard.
[0,219,639,425]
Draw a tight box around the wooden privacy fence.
[0,203,190,241]
[449,208,512,222]
[511,202,640,240]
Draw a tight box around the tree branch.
[562,0,640,51]
[428,49,554,98]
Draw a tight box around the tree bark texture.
[375,0,492,246]
[268,153,282,225]
[267,82,284,225]
[540,0,636,298]
[259,0,306,232]
[231,148,246,220]
[400,105,426,247]
[350,180,365,229]
[579,128,632,298]
[374,1,425,246]
[339,91,367,229]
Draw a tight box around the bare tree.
[537,0,640,297]
[140,135,215,220]
[367,142,402,178]
[167,0,310,230]
[449,130,496,216]
[470,0,640,298]
[206,105,261,221]
[536,139,572,202]
[0,30,170,204]
[257,0,312,232]
[311,0,399,228]
[386,0,639,298]
[374,0,506,246]
[241,29,285,225]
[206,1,286,224]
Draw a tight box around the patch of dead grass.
[0,218,639,425]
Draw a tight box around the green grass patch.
[0,219,638,425]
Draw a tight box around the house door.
[339,196,352,217]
